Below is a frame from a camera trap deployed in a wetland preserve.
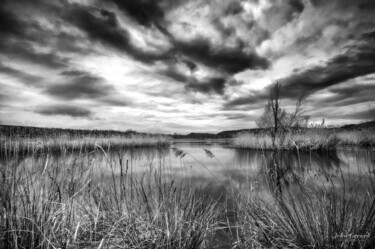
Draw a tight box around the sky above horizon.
[1,0,375,134]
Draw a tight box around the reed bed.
[0,149,219,249]
[234,175,375,249]
[233,129,340,151]
[0,134,171,155]
[337,129,375,147]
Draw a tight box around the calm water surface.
[90,140,375,191]
[5,140,374,194]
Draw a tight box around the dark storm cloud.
[0,2,70,69]
[0,3,24,36]
[188,77,227,95]
[175,37,269,74]
[182,112,256,121]
[224,1,244,16]
[288,0,305,14]
[179,58,198,72]
[313,107,375,121]
[0,0,172,67]
[223,94,267,110]
[224,2,375,110]
[0,1,51,43]
[161,67,190,84]
[345,108,375,120]
[1,41,69,69]
[99,96,132,107]
[279,30,375,98]
[313,82,375,107]
[224,28,375,109]
[321,0,375,10]
[224,96,259,108]
[224,26,375,110]
[160,66,227,95]
[359,1,375,10]
[211,18,237,40]
[244,31,375,101]
[223,84,272,110]
[224,113,258,121]
[52,31,93,54]
[66,7,127,50]
[65,5,172,64]
[0,63,43,86]
[107,0,268,74]
[34,104,93,118]
[107,0,164,27]
[2,1,92,54]
[309,0,325,7]
[45,72,115,100]
[260,0,305,32]
[60,70,87,77]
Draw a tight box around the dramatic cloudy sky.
[1,0,375,133]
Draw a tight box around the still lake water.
[88,140,375,192]
[7,140,375,196]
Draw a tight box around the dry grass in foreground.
[0,150,218,249]
[234,170,375,249]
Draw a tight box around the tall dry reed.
[234,158,375,249]
[233,129,340,151]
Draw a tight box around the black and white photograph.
[1,0,375,248]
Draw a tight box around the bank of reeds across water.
[337,129,375,147]
[0,134,171,155]
[232,129,375,150]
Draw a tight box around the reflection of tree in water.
[234,149,341,174]
[338,147,375,173]
[233,149,263,168]
[234,149,343,197]
[265,150,343,198]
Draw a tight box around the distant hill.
[172,128,267,139]
[173,132,217,139]
[340,120,375,130]
[216,128,264,138]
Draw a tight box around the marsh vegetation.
[232,128,375,150]
[1,138,374,248]
[0,125,171,155]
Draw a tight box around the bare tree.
[284,94,306,128]
[256,82,308,147]
[256,103,276,129]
